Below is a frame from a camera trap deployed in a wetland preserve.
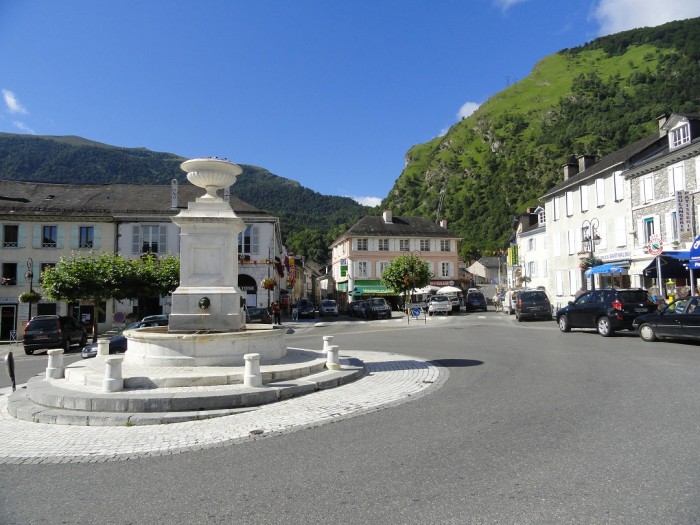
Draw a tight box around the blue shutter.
[93,225,101,249]
[18,224,25,248]
[71,226,79,249]
[33,225,41,248]
[57,225,65,249]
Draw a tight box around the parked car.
[348,301,367,318]
[23,315,88,355]
[296,299,316,319]
[428,295,452,316]
[633,296,700,343]
[246,306,272,324]
[556,288,657,337]
[504,290,520,315]
[464,291,488,312]
[319,299,339,317]
[141,314,169,326]
[81,330,128,359]
[439,294,461,312]
[365,297,392,320]
[515,290,552,321]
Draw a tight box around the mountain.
[0,132,369,262]
[382,17,700,259]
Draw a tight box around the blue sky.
[2,1,699,206]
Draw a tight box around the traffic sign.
[648,235,663,256]
[411,308,422,318]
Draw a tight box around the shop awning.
[351,285,394,296]
[585,262,628,276]
[643,253,690,279]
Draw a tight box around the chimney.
[657,113,668,136]
[562,162,578,181]
[383,210,393,223]
[170,179,178,208]
[577,154,595,173]
[439,219,448,229]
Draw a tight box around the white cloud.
[492,0,527,11]
[2,89,28,115]
[593,0,700,36]
[457,101,480,120]
[13,121,35,134]
[350,196,382,207]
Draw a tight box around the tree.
[380,254,432,309]
[41,252,180,341]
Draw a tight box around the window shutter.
[132,225,140,254]
[598,221,607,250]
[159,225,167,254]
[251,226,259,254]
[553,232,561,257]
[555,272,564,296]
[615,217,626,247]
[17,224,25,248]
[580,185,589,212]
[668,167,675,196]
[93,225,101,249]
[71,226,79,249]
[33,225,41,248]
[56,225,64,249]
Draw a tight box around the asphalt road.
[1,311,699,524]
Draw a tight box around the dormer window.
[670,123,690,149]
[538,209,546,226]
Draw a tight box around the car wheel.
[517,312,522,322]
[597,316,613,337]
[639,323,657,342]
[558,315,571,332]
[24,348,33,355]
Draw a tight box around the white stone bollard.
[103,356,124,392]
[326,345,340,370]
[322,335,334,353]
[244,353,262,387]
[97,338,110,357]
[46,349,65,379]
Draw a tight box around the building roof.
[0,180,270,219]
[341,215,458,239]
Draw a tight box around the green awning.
[352,285,395,296]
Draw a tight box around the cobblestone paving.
[0,351,446,464]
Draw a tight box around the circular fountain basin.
[124,325,287,367]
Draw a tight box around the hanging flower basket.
[18,290,42,303]
[261,278,276,291]
[579,255,603,270]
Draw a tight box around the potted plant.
[261,278,276,291]
[18,290,42,304]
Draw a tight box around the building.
[329,210,461,311]
[511,207,548,291]
[0,180,284,340]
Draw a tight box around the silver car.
[319,299,339,317]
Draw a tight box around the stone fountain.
[124,157,288,367]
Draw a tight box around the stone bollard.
[326,345,340,370]
[103,356,124,392]
[244,353,263,387]
[322,335,334,353]
[46,349,65,379]
[97,338,110,357]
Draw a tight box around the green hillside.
[383,17,700,259]
[0,133,368,262]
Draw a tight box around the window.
[378,261,390,275]
[357,261,368,277]
[595,179,605,207]
[670,124,690,149]
[238,226,259,254]
[668,211,679,241]
[553,197,561,221]
[565,191,574,216]
[79,226,94,249]
[613,171,624,202]
[643,217,655,244]
[668,163,685,195]
[528,238,535,251]
[378,239,389,251]
[3,225,18,248]
[641,175,654,204]
[527,261,537,278]
[420,239,430,251]
[538,210,546,226]
[1,263,17,286]
[399,239,409,251]
[440,240,451,252]
[440,262,450,277]
[132,225,167,254]
[42,225,58,248]
[356,238,368,251]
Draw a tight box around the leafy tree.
[380,254,432,309]
[41,252,180,341]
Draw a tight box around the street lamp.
[581,218,601,291]
[25,258,34,320]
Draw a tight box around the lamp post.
[581,218,601,291]
[25,258,34,320]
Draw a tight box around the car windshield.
[618,291,652,302]
[521,291,547,301]
[321,300,336,306]
[27,318,57,330]
[368,299,385,306]
[432,296,448,302]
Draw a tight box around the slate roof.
[342,215,459,239]
[0,181,269,219]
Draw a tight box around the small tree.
[380,254,432,310]
[41,252,180,341]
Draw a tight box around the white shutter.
[132,225,140,254]
[575,226,582,254]
[553,232,561,256]
[17,224,25,248]
[566,191,574,216]
[33,225,41,248]
[665,213,675,241]
[93,225,102,249]
[569,269,578,295]
[57,225,64,249]
[580,184,589,212]
[598,221,607,250]
[71,226,79,249]
[596,178,605,207]
[615,217,626,247]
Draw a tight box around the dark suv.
[556,288,657,337]
[515,290,552,321]
[365,297,392,320]
[23,315,88,355]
